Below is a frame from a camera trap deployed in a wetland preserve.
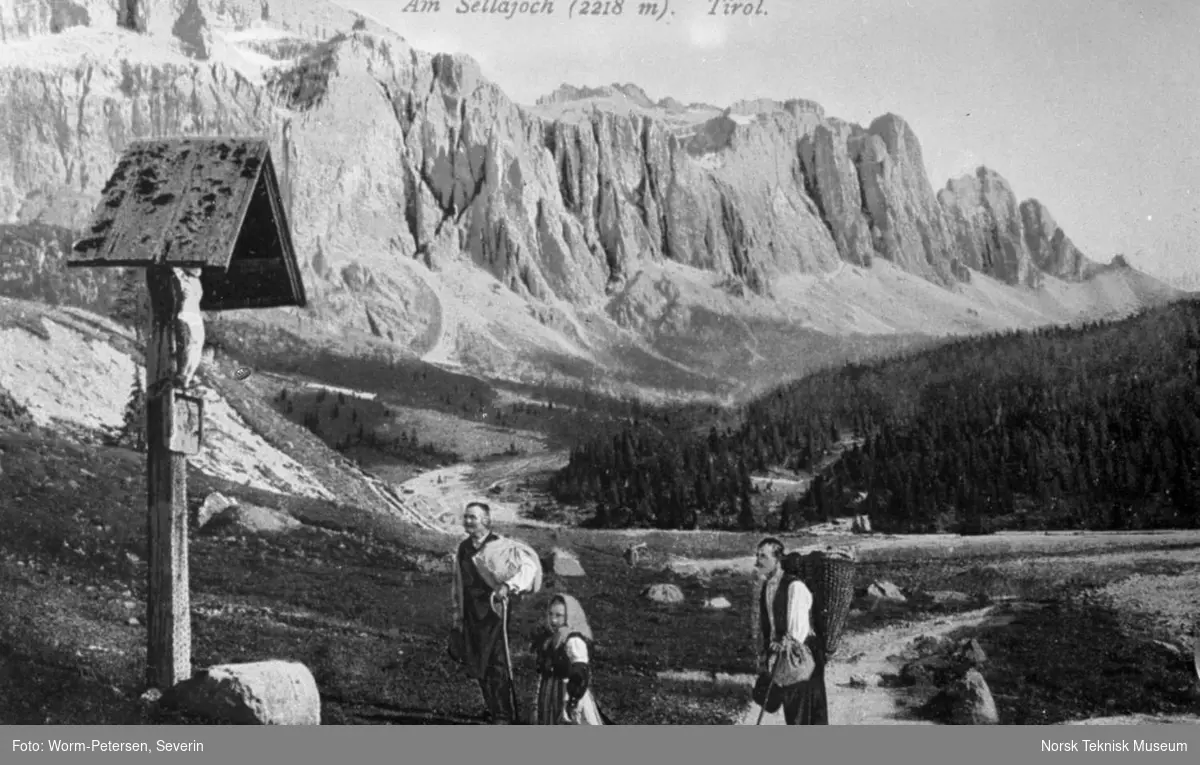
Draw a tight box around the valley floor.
[1,430,1198,726]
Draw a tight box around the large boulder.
[900,636,990,689]
[202,502,302,534]
[195,491,236,529]
[922,666,1000,725]
[162,660,321,725]
[949,668,1000,725]
[548,547,586,577]
[863,580,907,609]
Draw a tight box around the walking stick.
[500,595,522,724]
[1192,617,1199,684]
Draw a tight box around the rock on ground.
[643,583,684,604]
[949,668,999,725]
[548,547,586,577]
[958,638,988,667]
[899,636,990,689]
[202,503,302,534]
[196,492,236,529]
[864,580,907,606]
[162,660,321,725]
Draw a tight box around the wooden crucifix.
[143,266,206,687]
[68,137,307,690]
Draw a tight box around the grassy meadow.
[2,426,1197,725]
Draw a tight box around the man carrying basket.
[751,538,854,725]
[751,537,828,725]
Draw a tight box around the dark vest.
[536,632,590,677]
[758,574,795,654]
[458,533,499,622]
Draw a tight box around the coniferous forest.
[549,299,1200,533]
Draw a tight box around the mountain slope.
[0,295,450,534]
[0,0,1186,399]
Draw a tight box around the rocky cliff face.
[937,167,1093,287]
[1019,197,1091,280]
[0,41,272,223]
[0,0,1143,396]
[0,0,365,44]
[940,167,1041,287]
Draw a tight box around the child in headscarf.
[531,594,609,725]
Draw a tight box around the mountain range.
[0,0,1186,401]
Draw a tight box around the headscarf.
[548,593,594,649]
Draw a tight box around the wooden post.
[66,139,306,686]
[144,266,191,689]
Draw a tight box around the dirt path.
[734,607,1001,725]
[393,461,562,530]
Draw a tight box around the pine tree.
[110,269,149,342]
[737,488,756,530]
[594,502,610,528]
[117,368,146,452]
[779,495,799,531]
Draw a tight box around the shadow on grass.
[898,598,1198,725]
[0,639,144,725]
[0,576,147,725]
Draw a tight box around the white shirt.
[564,636,589,664]
[761,572,813,646]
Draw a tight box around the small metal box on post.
[67,137,308,690]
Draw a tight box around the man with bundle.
[751,537,829,725]
[449,501,543,724]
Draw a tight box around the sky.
[340,0,1199,288]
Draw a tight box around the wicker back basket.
[796,549,857,657]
